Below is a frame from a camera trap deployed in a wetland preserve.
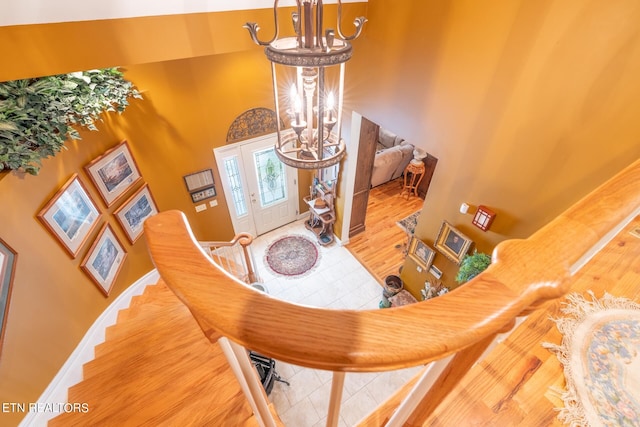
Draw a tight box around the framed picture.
[434,221,473,265]
[183,169,215,192]
[429,265,443,279]
[184,169,216,204]
[37,174,102,258]
[81,224,127,296]
[84,141,142,207]
[0,238,17,358]
[115,184,159,244]
[190,186,217,203]
[407,236,436,270]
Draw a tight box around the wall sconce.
[472,205,496,232]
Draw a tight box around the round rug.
[264,235,319,277]
[544,291,640,427]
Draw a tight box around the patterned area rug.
[264,235,319,278]
[544,292,640,426]
[396,210,421,234]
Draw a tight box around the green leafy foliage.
[0,68,142,175]
[455,251,491,284]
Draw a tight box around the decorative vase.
[383,275,403,298]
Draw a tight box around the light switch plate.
[195,204,207,212]
[209,199,218,207]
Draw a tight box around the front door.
[214,134,298,236]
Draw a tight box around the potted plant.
[455,251,491,284]
[0,68,141,175]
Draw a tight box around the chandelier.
[245,1,367,169]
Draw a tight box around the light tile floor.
[251,219,423,427]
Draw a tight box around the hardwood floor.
[420,214,640,426]
[346,178,424,284]
[50,282,282,427]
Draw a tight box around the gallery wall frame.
[84,140,142,207]
[37,174,102,258]
[183,168,215,192]
[114,184,159,244]
[81,224,127,297]
[190,186,217,203]
[183,169,216,203]
[434,220,473,265]
[408,236,436,270]
[0,237,17,358]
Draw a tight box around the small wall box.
[472,205,496,231]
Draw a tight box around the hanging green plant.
[0,68,142,175]
[455,251,491,284]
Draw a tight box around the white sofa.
[370,127,415,188]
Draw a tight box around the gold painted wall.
[0,48,276,424]
[0,5,368,424]
[3,0,640,420]
[346,0,640,296]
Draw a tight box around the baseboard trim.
[19,269,160,427]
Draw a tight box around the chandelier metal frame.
[245,0,366,170]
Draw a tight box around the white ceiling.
[1,0,365,27]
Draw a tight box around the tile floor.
[250,219,423,427]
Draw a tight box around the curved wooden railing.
[144,158,640,425]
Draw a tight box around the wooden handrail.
[143,159,640,372]
[199,232,255,248]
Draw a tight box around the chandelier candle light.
[245,0,367,169]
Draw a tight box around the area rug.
[264,235,319,278]
[396,210,421,234]
[543,291,640,427]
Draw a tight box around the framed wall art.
[114,184,159,244]
[190,186,217,203]
[85,141,142,207]
[183,169,216,203]
[37,174,102,258]
[0,237,17,358]
[407,236,436,270]
[434,220,473,265]
[183,168,214,192]
[81,224,127,296]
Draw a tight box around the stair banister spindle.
[326,372,346,427]
[218,338,277,427]
[385,355,455,427]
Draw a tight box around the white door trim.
[340,111,362,245]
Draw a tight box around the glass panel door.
[215,133,298,237]
[253,148,287,207]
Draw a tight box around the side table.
[401,161,425,199]
[303,196,335,246]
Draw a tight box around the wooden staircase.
[50,281,280,426]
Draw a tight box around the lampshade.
[411,147,427,165]
[244,1,367,170]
